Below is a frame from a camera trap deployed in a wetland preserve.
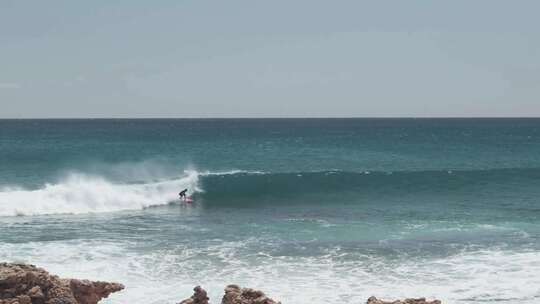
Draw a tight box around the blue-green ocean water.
[1,119,540,303]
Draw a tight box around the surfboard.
[184,197,194,204]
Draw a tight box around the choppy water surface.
[1,119,540,303]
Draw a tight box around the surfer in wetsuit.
[179,189,188,201]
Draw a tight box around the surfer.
[179,189,188,201]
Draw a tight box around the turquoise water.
[1,119,540,303]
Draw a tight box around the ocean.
[1,118,540,303]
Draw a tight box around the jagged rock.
[221,284,281,304]
[0,263,123,304]
[178,286,209,304]
[366,296,441,304]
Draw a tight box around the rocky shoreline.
[178,285,441,304]
[0,263,123,304]
[1,263,441,304]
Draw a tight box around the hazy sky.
[1,1,540,118]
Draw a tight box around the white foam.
[2,239,540,304]
[0,171,200,216]
[194,169,267,176]
[0,167,268,217]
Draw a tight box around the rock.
[69,279,124,304]
[0,263,123,304]
[366,296,442,304]
[178,286,209,304]
[221,284,281,304]
[16,295,31,304]
[27,286,44,304]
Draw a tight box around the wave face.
[0,172,199,216]
[2,167,540,216]
[197,168,540,204]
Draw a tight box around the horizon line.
[1,116,540,120]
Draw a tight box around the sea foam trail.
[0,172,200,216]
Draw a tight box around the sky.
[1,0,539,118]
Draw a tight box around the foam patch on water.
[2,240,540,304]
[195,170,267,176]
[0,171,200,216]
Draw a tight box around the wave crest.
[0,172,200,216]
[3,167,540,216]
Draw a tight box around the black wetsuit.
[179,189,188,199]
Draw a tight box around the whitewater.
[0,171,201,216]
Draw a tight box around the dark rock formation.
[366,296,441,304]
[0,263,123,304]
[221,285,281,304]
[178,286,209,304]
[178,285,441,304]
[2,263,443,304]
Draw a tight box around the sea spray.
[0,171,200,216]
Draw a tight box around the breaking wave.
[2,167,540,216]
[0,171,200,216]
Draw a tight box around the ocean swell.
[197,167,540,202]
[2,167,540,216]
